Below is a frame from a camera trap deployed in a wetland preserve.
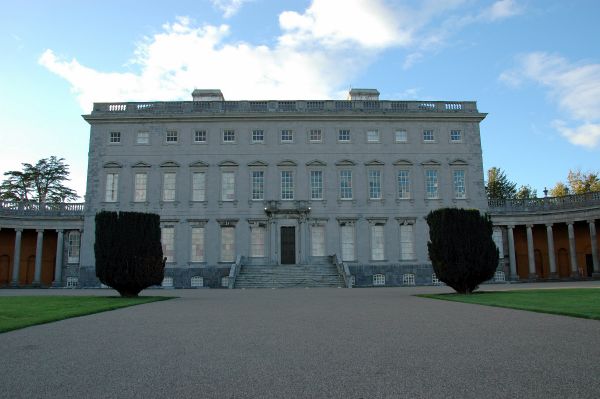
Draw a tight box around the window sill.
[396,198,414,204]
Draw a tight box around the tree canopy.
[0,156,78,203]
[548,169,600,197]
[485,167,517,199]
[515,184,537,199]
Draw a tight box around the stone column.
[298,218,304,264]
[53,230,64,287]
[10,228,23,286]
[507,225,518,280]
[270,219,277,265]
[567,222,579,278]
[546,224,558,279]
[526,224,536,280]
[33,229,44,286]
[589,220,599,277]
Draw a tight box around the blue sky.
[1,0,599,198]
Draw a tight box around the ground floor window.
[221,227,235,262]
[371,224,385,260]
[400,224,415,260]
[250,225,266,258]
[311,225,326,256]
[161,227,175,263]
[403,273,415,286]
[190,227,205,262]
[373,274,385,286]
[190,276,204,287]
[67,231,81,263]
[341,224,355,261]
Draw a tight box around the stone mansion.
[0,89,598,288]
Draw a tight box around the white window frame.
[221,172,236,202]
[339,170,353,200]
[161,277,174,288]
[161,226,175,263]
[166,130,178,143]
[190,226,205,262]
[105,173,119,202]
[395,130,408,143]
[338,129,351,143]
[136,132,149,145]
[67,231,81,263]
[310,225,326,257]
[251,170,265,200]
[340,223,356,262]
[192,172,206,202]
[250,224,266,258]
[403,273,415,286]
[162,172,177,202]
[368,169,382,200]
[309,129,322,143]
[223,129,236,143]
[194,130,207,144]
[399,222,416,261]
[423,129,435,143]
[134,173,147,202]
[397,170,411,199]
[66,277,79,288]
[366,130,380,143]
[310,170,323,200]
[370,224,385,261]
[252,129,264,144]
[280,170,294,200]
[280,129,293,143]
[450,129,462,142]
[109,131,121,144]
[373,274,385,286]
[190,276,204,288]
[220,226,235,262]
[425,169,439,199]
[453,169,466,199]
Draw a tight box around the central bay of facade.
[79,89,487,288]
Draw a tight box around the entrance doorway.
[280,226,296,264]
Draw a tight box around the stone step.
[235,263,344,288]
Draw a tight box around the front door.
[280,226,295,264]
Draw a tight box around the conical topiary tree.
[426,208,499,294]
[95,211,165,297]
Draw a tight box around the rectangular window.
[425,170,439,199]
[67,231,80,263]
[251,171,264,200]
[109,132,121,143]
[310,170,323,200]
[105,173,119,202]
[423,129,435,142]
[162,173,176,201]
[368,170,381,200]
[192,172,206,202]
[453,170,466,199]
[252,129,264,143]
[340,170,353,199]
[221,226,235,262]
[371,225,385,260]
[309,129,322,142]
[190,227,205,262]
[311,226,326,257]
[341,225,355,261]
[397,170,410,199]
[194,130,207,143]
[450,130,462,142]
[338,129,350,142]
[134,173,147,202]
[280,171,294,200]
[395,130,407,143]
[221,172,235,201]
[161,227,175,263]
[166,130,178,143]
[190,276,204,287]
[250,225,266,258]
[223,129,236,142]
[136,132,149,144]
[492,228,504,258]
[366,130,380,142]
[400,224,415,260]
[281,129,293,143]
[373,274,385,286]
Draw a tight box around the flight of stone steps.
[234,263,345,288]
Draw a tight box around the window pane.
[223,129,235,142]
[453,170,466,198]
[338,129,350,142]
[395,130,407,142]
[221,226,235,262]
[105,173,118,202]
[371,225,385,260]
[67,231,80,262]
[221,172,235,201]
[280,171,294,200]
[161,227,175,262]
[250,226,266,257]
[397,170,410,199]
[251,171,264,200]
[341,225,355,261]
[423,130,434,142]
[309,129,322,142]
[134,173,147,202]
[400,224,415,260]
[450,130,462,141]
[310,170,323,200]
[194,130,206,143]
[340,170,352,199]
[137,132,149,144]
[166,131,178,142]
[368,170,381,199]
[367,130,379,142]
[425,170,439,199]
[191,172,205,201]
[191,227,205,262]
[252,129,264,143]
[281,129,293,142]
[311,226,325,256]
[163,173,176,201]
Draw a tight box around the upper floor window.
[105,173,119,202]
[252,129,264,143]
[134,173,147,202]
[136,132,149,144]
[450,130,462,142]
[281,129,293,143]
[280,171,294,200]
[368,170,382,200]
[340,170,353,199]
[162,173,176,201]
[221,172,235,201]
[338,129,350,142]
[425,170,439,199]
[192,172,206,201]
[194,130,207,143]
[309,129,322,142]
[453,169,466,199]
[109,132,121,143]
[166,130,178,143]
[251,171,264,200]
[223,129,236,143]
[397,170,410,199]
[395,130,407,143]
[366,130,380,143]
[423,130,435,142]
[310,170,323,200]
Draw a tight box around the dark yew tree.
[426,208,499,294]
[95,211,165,297]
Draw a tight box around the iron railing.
[488,191,600,214]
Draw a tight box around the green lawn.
[0,296,173,333]
[419,288,600,320]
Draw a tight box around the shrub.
[95,211,165,297]
[426,208,498,294]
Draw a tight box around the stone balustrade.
[488,191,600,214]
[0,201,85,217]
[91,100,479,115]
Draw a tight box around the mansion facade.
[0,89,598,288]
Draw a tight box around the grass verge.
[0,296,173,333]
[419,288,600,320]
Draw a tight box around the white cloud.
[210,0,252,18]
[39,1,524,112]
[480,0,523,21]
[501,52,600,149]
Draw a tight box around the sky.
[1,0,599,199]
